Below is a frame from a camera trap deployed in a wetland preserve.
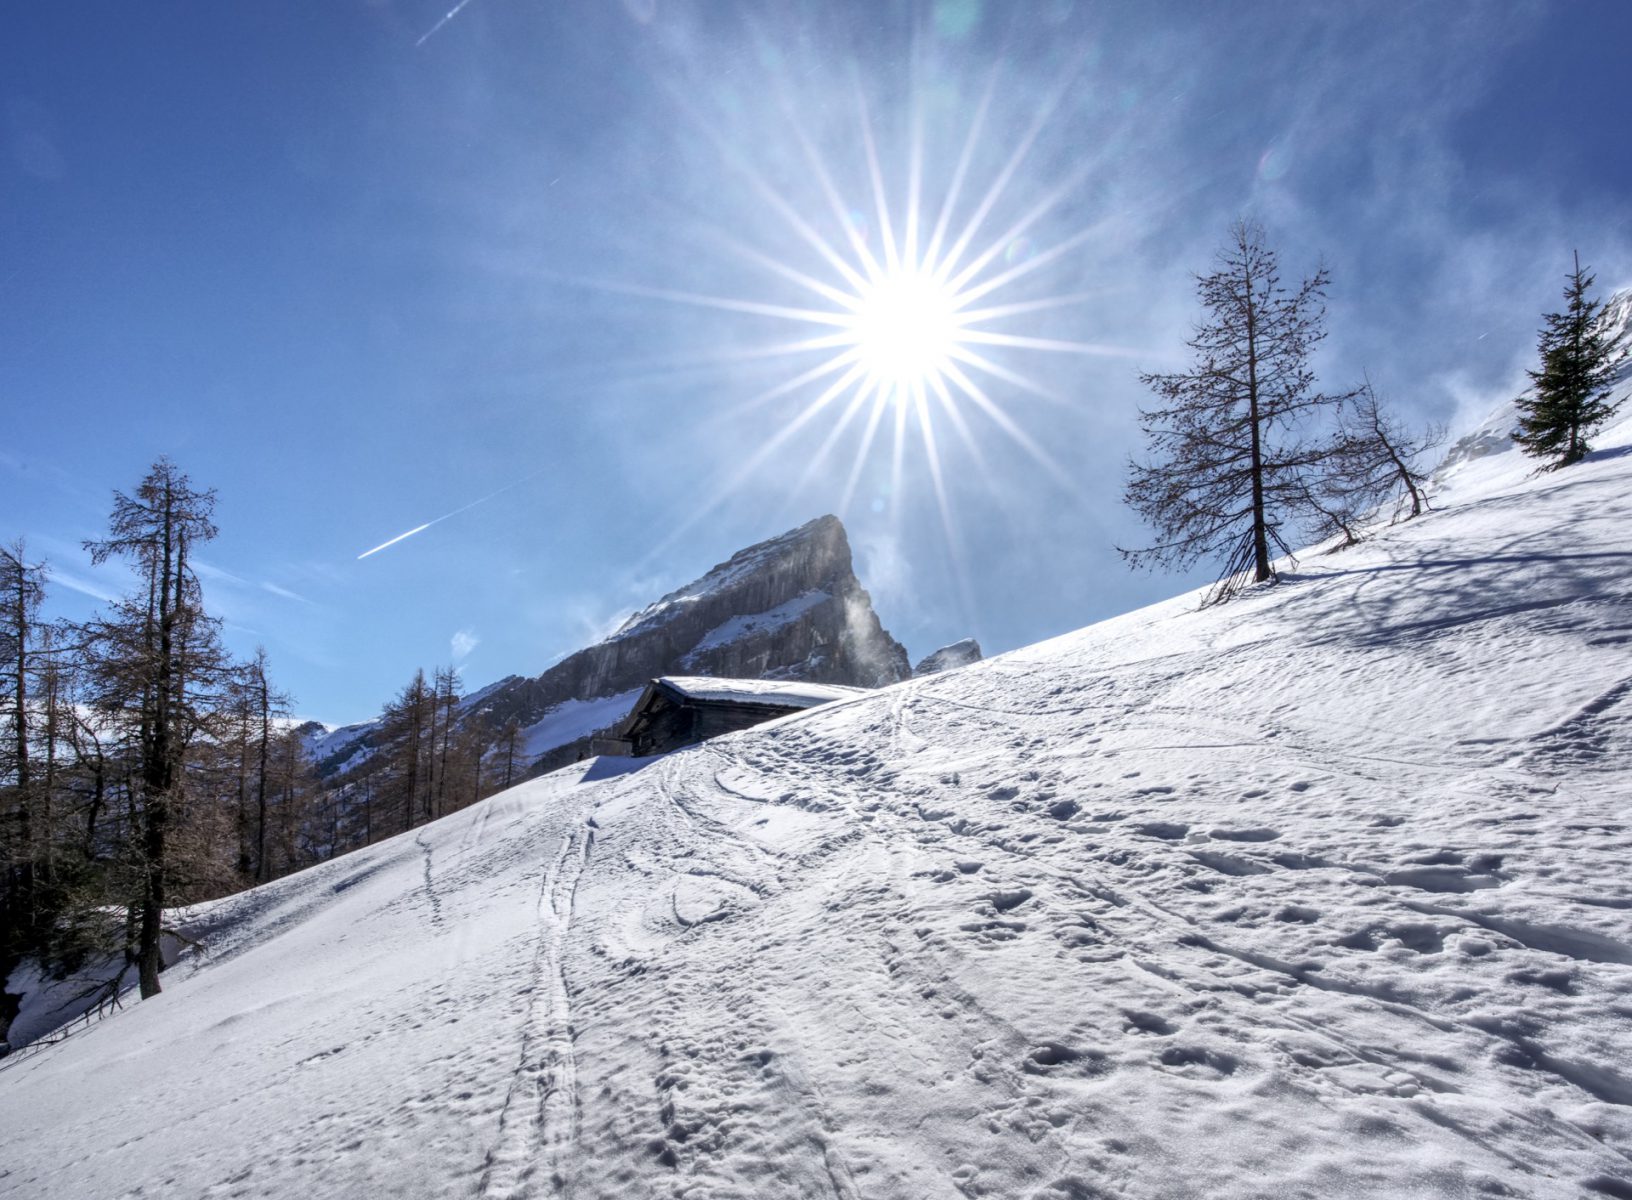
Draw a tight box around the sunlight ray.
[725,358,868,467]
[943,166,1094,295]
[785,115,886,286]
[715,349,865,422]
[712,232,864,311]
[787,378,880,511]
[511,331,862,391]
[923,68,997,271]
[932,62,1079,285]
[839,386,894,518]
[946,346,1071,408]
[925,369,995,479]
[651,359,871,555]
[940,360,1086,499]
[889,382,909,513]
[912,383,977,628]
[958,330,1142,357]
[557,275,852,327]
[903,51,925,271]
[853,73,901,274]
[952,291,1104,326]
[951,220,1114,307]
[674,82,874,294]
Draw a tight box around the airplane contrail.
[356,468,548,561]
[415,0,480,48]
[357,523,435,561]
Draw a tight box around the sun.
[566,58,1140,584]
[844,265,963,395]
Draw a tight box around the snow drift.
[3,414,1632,1198]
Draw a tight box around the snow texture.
[681,590,833,663]
[4,413,1632,1199]
[520,689,645,758]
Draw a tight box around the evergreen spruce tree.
[1515,252,1623,469]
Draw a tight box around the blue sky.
[4,1,1629,725]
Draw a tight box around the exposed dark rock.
[914,638,983,676]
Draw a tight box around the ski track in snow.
[5,420,1632,1198]
[482,817,591,1198]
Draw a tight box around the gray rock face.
[464,515,909,768]
[914,638,983,676]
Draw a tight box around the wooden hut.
[592,676,865,758]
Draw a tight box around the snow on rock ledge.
[913,637,983,676]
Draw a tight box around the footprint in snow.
[986,888,1034,912]
[1155,1045,1239,1079]
[1188,849,1272,877]
[1122,1010,1177,1036]
[1209,827,1281,842]
[1134,821,1189,840]
[1382,866,1501,893]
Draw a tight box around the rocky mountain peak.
[611,515,850,642]
[457,514,909,772]
[308,516,910,780]
[914,638,983,676]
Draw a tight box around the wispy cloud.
[261,581,311,604]
[451,627,479,662]
[192,559,249,587]
[44,566,118,604]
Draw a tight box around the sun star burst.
[845,264,963,396]
[566,57,1143,618]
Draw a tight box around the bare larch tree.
[83,459,227,998]
[1123,221,1356,601]
[1300,382,1445,547]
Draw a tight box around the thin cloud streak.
[415,0,480,48]
[357,522,434,561]
[355,467,550,562]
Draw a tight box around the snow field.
[2,421,1631,1198]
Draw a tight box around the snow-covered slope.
[4,421,1632,1198]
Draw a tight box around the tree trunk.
[137,485,177,999]
[255,667,270,882]
[1243,267,1270,582]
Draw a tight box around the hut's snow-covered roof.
[654,676,867,709]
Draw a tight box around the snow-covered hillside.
[3,415,1631,1198]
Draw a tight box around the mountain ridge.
[310,513,912,778]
